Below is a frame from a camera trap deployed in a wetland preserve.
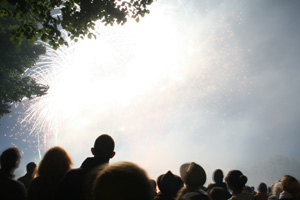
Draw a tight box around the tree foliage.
[0,17,48,118]
[0,0,153,49]
[0,0,153,118]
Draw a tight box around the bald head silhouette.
[91,134,115,161]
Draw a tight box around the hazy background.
[1,0,300,188]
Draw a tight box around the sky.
[1,0,300,188]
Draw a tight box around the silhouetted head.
[38,146,72,183]
[209,187,228,200]
[213,169,224,184]
[0,147,21,172]
[225,170,248,193]
[257,182,268,193]
[150,179,157,188]
[281,175,300,197]
[271,181,282,198]
[93,161,153,200]
[150,179,157,194]
[91,134,115,161]
[26,162,37,174]
[244,186,252,194]
[157,171,183,198]
[180,162,206,190]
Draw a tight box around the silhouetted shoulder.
[230,192,253,200]
[180,190,210,200]
[0,176,26,200]
[54,168,86,200]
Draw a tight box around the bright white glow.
[23,1,240,165]
[9,0,300,188]
[24,2,192,147]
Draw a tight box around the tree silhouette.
[0,0,153,118]
[0,0,153,49]
[0,17,48,118]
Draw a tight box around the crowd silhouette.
[0,134,299,200]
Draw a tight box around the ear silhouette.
[111,152,116,158]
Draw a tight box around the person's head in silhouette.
[0,147,21,176]
[157,171,183,199]
[180,162,206,191]
[91,134,115,162]
[209,187,228,200]
[150,179,157,196]
[37,146,72,184]
[270,181,282,198]
[257,182,268,194]
[93,161,153,200]
[281,175,300,198]
[213,169,224,184]
[17,161,37,189]
[225,170,247,194]
[26,162,37,176]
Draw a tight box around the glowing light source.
[23,3,187,156]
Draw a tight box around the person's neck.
[187,186,200,192]
[0,168,14,178]
[94,156,109,163]
[232,190,243,195]
[25,172,34,178]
